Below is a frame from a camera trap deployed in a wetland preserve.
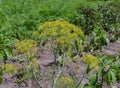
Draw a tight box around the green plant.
[14,39,37,58]
[0,66,3,85]
[12,39,41,88]
[98,2,120,42]
[0,0,83,40]
[73,6,98,35]
[33,19,84,88]
[82,54,99,71]
[73,1,120,41]
[61,54,120,88]
[82,55,120,88]
[95,55,120,88]
[33,19,84,56]
[89,26,109,50]
[0,63,17,85]
[0,0,40,40]
[0,34,12,63]
[55,76,73,88]
[72,1,105,35]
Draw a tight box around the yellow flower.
[33,19,84,50]
[14,39,37,57]
[82,54,100,71]
[4,64,16,75]
[59,76,73,85]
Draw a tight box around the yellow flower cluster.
[59,76,73,85]
[82,54,100,71]
[33,19,84,48]
[4,64,16,75]
[14,40,37,57]
[56,76,73,88]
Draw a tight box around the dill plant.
[55,76,73,88]
[33,19,84,54]
[33,19,84,88]
[0,64,17,85]
[14,39,37,58]
[13,39,41,88]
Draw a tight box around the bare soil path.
[102,40,120,56]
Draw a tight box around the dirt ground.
[0,40,120,88]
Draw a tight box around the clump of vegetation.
[14,39,37,57]
[33,19,84,88]
[1,39,40,88]
[0,0,120,88]
[55,76,73,88]
[0,35,12,63]
[73,1,120,50]
[13,39,41,87]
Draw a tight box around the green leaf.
[110,70,117,83]
[106,38,110,45]
[0,69,3,84]
[3,47,12,58]
[83,84,93,88]
[111,66,120,74]
[104,70,111,85]
[0,52,4,60]
[89,74,98,86]
[95,83,102,88]
[0,76,2,84]
[86,64,91,74]
[105,55,116,61]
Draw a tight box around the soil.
[102,40,120,56]
[0,40,120,88]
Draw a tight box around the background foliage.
[0,0,120,88]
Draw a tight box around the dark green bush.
[72,1,120,50]
[98,2,120,41]
[73,1,120,36]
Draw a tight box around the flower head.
[82,54,100,70]
[33,19,84,50]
